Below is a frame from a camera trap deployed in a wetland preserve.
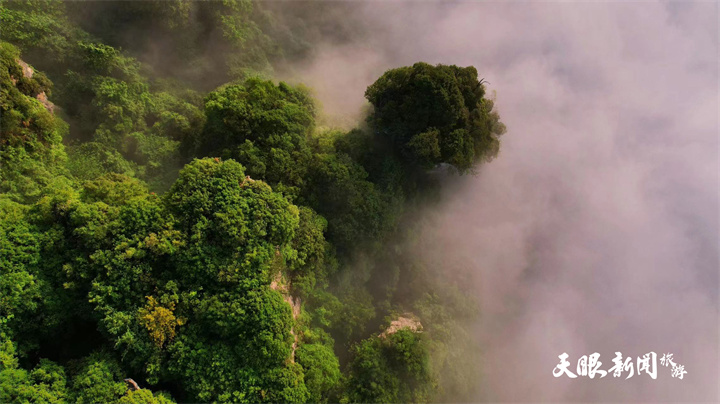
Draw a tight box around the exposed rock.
[239,175,256,187]
[380,314,422,338]
[124,378,140,391]
[36,91,54,114]
[17,59,33,78]
[270,271,301,362]
[14,58,55,113]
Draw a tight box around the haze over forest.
[0,1,717,403]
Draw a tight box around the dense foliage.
[366,62,506,173]
[343,330,434,403]
[0,1,504,403]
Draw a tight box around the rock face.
[36,91,54,113]
[15,59,55,113]
[17,59,33,78]
[270,271,301,363]
[380,315,422,338]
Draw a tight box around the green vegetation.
[0,1,504,402]
[343,330,434,403]
[366,63,506,173]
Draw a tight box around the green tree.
[365,62,506,173]
[70,354,128,404]
[165,158,299,287]
[295,343,341,403]
[198,78,315,200]
[0,337,68,404]
[117,388,175,404]
[344,329,434,404]
[0,41,70,203]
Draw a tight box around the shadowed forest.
[0,1,506,403]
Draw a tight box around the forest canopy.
[0,1,504,403]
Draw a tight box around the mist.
[291,2,719,402]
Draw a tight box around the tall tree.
[365,62,506,173]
